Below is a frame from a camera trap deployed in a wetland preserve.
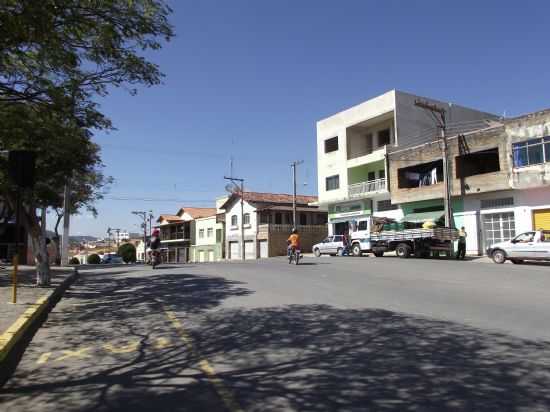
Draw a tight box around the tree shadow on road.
[2,272,550,412]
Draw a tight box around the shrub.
[69,257,80,265]
[87,254,101,264]
[118,243,136,263]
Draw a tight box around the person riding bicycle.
[287,228,301,256]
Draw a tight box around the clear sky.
[67,0,550,237]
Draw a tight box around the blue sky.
[67,0,550,237]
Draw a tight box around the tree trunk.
[36,207,51,286]
[4,192,51,286]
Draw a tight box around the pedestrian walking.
[456,226,467,260]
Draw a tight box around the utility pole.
[61,180,71,265]
[132,211,148,263]
[106,227,112,253]
[414,99,453,228]
[291,160,304,228]
[148,211,154,238]
[224,176,245,260]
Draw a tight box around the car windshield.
[514,232,535,243]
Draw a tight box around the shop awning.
[400,211,444,223]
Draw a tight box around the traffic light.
[8,150,36,188]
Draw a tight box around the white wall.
[317,91,396,206]
[195,216,222,246]
[225,199,257,239]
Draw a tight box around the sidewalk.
[0,266,75,337]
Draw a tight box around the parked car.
[312,235,345,257]
[487,230,550,264]
[101,254,124,264]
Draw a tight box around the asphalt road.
[1,257,550,411]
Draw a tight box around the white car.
[313,235,345,257]
[487,230,550,264]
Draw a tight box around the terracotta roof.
[182,207,217,219]
[157,214,182,223]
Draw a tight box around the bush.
[118,243,136,263]
[87,254,101,264]
[69,257,80,265]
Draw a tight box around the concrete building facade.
[316,90,497,236]
[388,108,550,255]
[221,192,327,259]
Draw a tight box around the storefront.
[328,200,372,235]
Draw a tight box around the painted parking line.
[35,337,173,365]
[164,308,244,412]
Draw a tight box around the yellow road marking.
[154,337,171,350]
[37,352,52,365]
[164,309,244,412]
[103,341,140,354]
[55,347,92,361]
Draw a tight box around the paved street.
[1,257,550,411]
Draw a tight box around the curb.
[0,268,80,387]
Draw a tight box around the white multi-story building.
[316,90,497,235]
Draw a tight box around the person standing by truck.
[456,227,467,260]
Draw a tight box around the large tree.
[0,0,173,285]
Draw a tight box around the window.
[326,175,340,191]
[358,221,368,231]
[398,160,443,189]
[541,231,550,242]
[216,229,222,242]
[368,171,376,182]
[377,200,398,212]
[207,228,213,237]
[199,229,204,238]
[482,212,515,251]
[300,213,307,226]
[455,148,500,178]
[378,129,391,146]
[325,137,339,153]
[275,213,282,224]
[514,232,535,243]
[512,137,550,167]
[243,213,250,225]
[480,197,514,209]
[231,215,237,226]
[259,213,270,224]
[378,169,385,179]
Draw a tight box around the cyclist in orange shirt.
[287,228,300,255]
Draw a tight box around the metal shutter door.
[534,209,550,231]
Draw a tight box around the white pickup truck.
[349,216,458,258]
[487,230,550,264]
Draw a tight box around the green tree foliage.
[87,253,100,264]
[69,257,80,265]
[0,0,173,285]
[118,243,136,263]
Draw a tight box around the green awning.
[400,211,444,223]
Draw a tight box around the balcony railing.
[161,232,188,241]
[258,224,328,234]
[348,178,387,198]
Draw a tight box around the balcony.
[348,178,387,198]
[161,232,190,241]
